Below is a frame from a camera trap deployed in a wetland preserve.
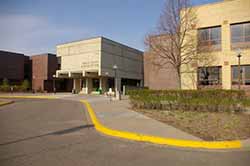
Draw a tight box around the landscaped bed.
[129,89,250,141]
[134,109,250,141]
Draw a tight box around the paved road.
[0,99,249,166]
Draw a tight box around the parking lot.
[0,98,249,166]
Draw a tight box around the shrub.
[128,89,249,112]
[20,79,30,91]
[0,78,10,92]
[13,85,21,92]
[0,79,31,92]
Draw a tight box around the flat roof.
[0,50,25,56]
[30,53,56,57]
[57,36,143,53]
[192,0,234,9]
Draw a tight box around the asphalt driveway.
[0,99,249,166]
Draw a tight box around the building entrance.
[92,78,100,91]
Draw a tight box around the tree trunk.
[177,68,182,89]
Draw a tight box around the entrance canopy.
[56,70,99,78]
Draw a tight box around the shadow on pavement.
[0,124,94,146]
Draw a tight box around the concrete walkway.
[89,97,201,141]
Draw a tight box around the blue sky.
[0,0,219,55]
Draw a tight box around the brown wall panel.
[0,50,26,83]
[144,52,178,90]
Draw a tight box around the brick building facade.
[0,51,72,92]
[144,35,178,90]
[0,50,31,84]
[31,53,72,92]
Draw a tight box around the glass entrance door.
[92,78,99,91]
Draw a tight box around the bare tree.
[145,0,200,89]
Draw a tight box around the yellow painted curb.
[0,101,13,107]
[0,96,58,99]
[80,100,242,149]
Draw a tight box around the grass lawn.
[134,109,250,141]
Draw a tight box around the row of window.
[198,65,250,86]
[198,22,250,49]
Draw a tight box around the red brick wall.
[144,52,178,90]
[31,54,58,92]
[31,55,48,91]
[32,79,44,91]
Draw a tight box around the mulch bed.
[134,109,250,141]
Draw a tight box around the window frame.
[197,26,222,51]
[197,66,222,86]
[230,21,250,49]
[231,65,250,85]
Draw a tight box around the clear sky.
[0,0,219,55]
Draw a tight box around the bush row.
[0,79,30,92]
[0,85,29,92]
[128,89,250,112]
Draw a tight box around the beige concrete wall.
[73,78,81,93]
[100,77,108,92]
[181,0,250,89]
[86,78,93,94]
[57,37,143,81]
[100,38,143,80]
[57,37,101,74]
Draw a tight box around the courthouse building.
[56,37,143,94]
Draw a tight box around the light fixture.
[113,64,118,70]
[236,48,242,58]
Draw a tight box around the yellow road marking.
[0,96,57,99]
[80,100,242,149]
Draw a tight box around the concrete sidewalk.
[89,98,202,141]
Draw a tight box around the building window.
[198,66,222,86]
[231,65,250,85]
[231,22,250,49]
[198,26,221,51]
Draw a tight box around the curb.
[0,95,58,99]
[0,95,246,150]
[0,100,14,107]
[80,100,243,150]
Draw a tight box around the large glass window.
[92,78,100,91]
[198,26,221,47]
[198,66,222,86]
[232,65,250,85]
[231,22,250,44]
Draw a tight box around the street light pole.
[53,75,56,94]
[113,64,118,98]
[237,50,242,90]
